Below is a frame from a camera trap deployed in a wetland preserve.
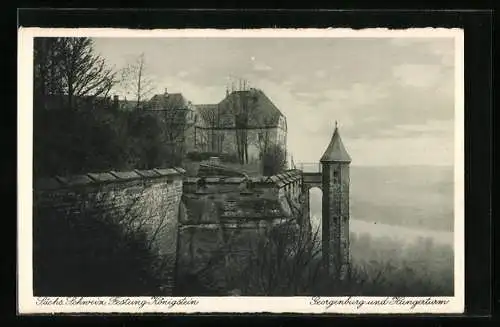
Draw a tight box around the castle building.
[194,88,287,163]
[320,122,352,280]
[139,88,287,165]
[141,89,198,154]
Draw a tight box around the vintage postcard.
[18,27,464,314]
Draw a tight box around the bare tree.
[225,78,257,164]
[34,38,64,108]
[118,53,156,110]
[163,111,192,164]
[197,104,220,152]
[254,113,277,159]
[140,94,197,166]
[262,144,288,176]
[34,180,179,296]
[34,37,116,110]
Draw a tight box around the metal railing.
[295,162,322,173]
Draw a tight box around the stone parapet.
[35,168,184,190]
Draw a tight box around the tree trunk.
[136,56,143,110]
[244,130,249,164]
[235,130,241,164]
[211,130,217,152]
[67,86,73,110]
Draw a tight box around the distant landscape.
[310,165,454,233]
[309,165,455,295]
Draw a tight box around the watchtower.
[320,121,352,280]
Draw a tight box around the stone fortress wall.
[33,168,309,295]
[34,168,185,295]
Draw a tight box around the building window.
[258,132,263,141]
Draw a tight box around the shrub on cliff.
[182,218,454,296]
[33,192,169,296]
[262,144,287,176]
[236,225,454,296]
[34,107,131,177]
[33,104,189,177]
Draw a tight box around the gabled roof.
[146,93,193,110]
[194,104,218,111]
[195,89,285,128]
[221,89,283,126]
[194,104,219,117]
[320,124,351,163]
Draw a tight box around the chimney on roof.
[164,88,168,96]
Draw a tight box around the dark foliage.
[262,144,287,176]
[175,219,454,296]
[33,105,188,177]
[34,106,124,176]
[33,37,187,177]
[34,38,115,111]
[33,194,167,296]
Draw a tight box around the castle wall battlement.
[182,169,303,196]
[33,167,310,295]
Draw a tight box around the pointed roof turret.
[320,121,352,163]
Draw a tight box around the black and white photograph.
[18,28,464,314]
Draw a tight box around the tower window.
[333,170,340,183]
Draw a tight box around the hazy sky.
[92,37,456,166]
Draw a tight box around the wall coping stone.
[174,167,186,174]
[194,189,211,194]
[276,180,287,188]
[109,170,142,180]
[87,172,117,183]
[134,169,161,178]
[182,170,301,189]
[56,174,94,187]
[279,174,291,182]
[184,177,199,184]
[36,177,63,190]
[274,174,285,182]
[267,175,280,183]
[154,168,179,176]
[205,177,221,183]
[276,173,298,185]
[222,177,246,184]
[36,168,184,190]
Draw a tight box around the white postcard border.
[17,27,465,314]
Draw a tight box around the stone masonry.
[320,124,352,280]
[34,168,185,295]
[176,170,307,294]
[33,123,352,294]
